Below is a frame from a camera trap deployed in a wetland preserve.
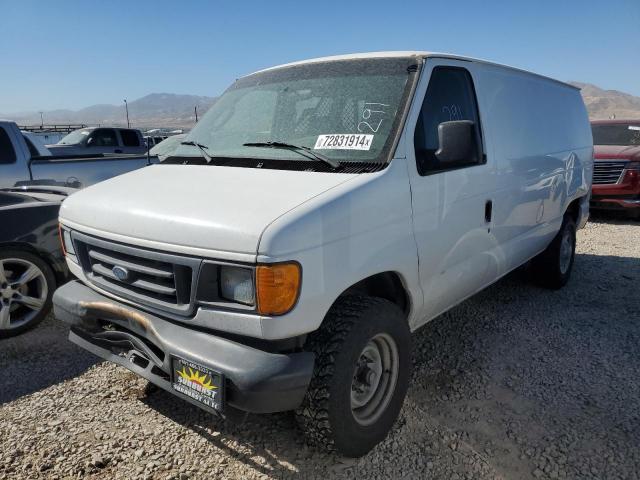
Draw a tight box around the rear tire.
[295,295,411,457]
[0,249,55,338]
[530,214,576,289]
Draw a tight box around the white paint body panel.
[401,57,593,323]
[60,52,593,340]
[60,164,356,256]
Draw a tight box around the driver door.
[407,59,497,323]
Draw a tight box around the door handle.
[485,200,493,223]
[115,149,123,154]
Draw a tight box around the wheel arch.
[0,242,63,288]
[565,197,582,224]
[565,193,592,229]
[334,271,411,319]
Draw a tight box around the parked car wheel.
[530,214,577,289]
[295,295,411,457]
[0,250,55,338]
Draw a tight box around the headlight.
[196,261,301,315]
[219,266,255,305]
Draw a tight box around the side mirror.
[86,137,94,146]
[435,120,476,165]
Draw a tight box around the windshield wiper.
[180,141,213,163]
[243,141,340,169]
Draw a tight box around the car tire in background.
[295,295,412,457]
[530,214,577,290]
[0,249,56,338]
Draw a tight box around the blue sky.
[1,0,638,112]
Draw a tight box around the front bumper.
[590,196,640,211]
[53,280,315,415]
[591,170,640,211]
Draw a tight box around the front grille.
[73,232,200,316]
[593,160,627,185]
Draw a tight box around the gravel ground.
[1,215,639,479]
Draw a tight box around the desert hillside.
[570,82,640,120]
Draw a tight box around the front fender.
[256,158,424,339]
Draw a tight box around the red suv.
[591,119,640,218]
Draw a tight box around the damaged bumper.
[53,280,314,415]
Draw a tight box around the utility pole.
[39,111,44,128]
[194,105,198,122]
[124,99,130,128]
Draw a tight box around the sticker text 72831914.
[314,134,374,151]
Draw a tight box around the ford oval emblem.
[112,265,130,281]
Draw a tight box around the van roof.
[249,51,579,90]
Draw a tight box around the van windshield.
[170,57,418,166]
[58,129,91,145]
[592,123,640,146]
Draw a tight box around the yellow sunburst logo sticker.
[177,367,217,391]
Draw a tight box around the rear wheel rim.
[0,258,47,331]
[350,333,399,426]
[559,229,574,275]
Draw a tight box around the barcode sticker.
[314,134,374,151]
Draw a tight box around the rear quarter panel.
[0,201,67,281]
[473,64,592,274]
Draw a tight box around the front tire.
[0,249,55,338]
[530,214,576,289]
[295,295,411,457]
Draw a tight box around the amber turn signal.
[256,263,301,316]
[58,224,67,256]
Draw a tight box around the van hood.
[59,164,355,255]
[594,144,640,160]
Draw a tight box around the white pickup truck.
[47,127,148,155]
[0,121,157,189]
[53,52,593,457]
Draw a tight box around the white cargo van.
[53,52,593,457]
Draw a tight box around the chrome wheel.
[350,333,399,426]
[0,258,48,332]
[559,229,573,275]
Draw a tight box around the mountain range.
[2,82,639,130]
[568,82,640,120]
[1,93,218,129]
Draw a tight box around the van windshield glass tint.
[171,58,417,165]
[592,124,640,146]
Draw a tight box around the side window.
[89,129,118,147]
[121,129,141,147]
[414,67,484,175]
[23,136,40,157]
[0,128,17,164]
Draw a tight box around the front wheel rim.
[0,258,48,331]
[350,333,400,426]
